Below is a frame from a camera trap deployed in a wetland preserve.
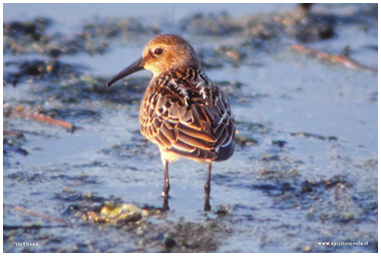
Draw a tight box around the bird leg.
[204,197,211,211]
[162,160,170,197]
[204,163,212,198]
[162,197,170,211]
[204,163,212,211]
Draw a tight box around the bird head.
[106,34,200,87]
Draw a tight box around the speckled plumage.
[106,34,236,204]
[140,67,235,163]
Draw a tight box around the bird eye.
[154,48,163,55]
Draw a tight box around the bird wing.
[140,77,235,162]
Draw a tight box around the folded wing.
[140,77,235,162]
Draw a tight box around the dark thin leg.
[204,163,212,211]
[204,163,212,198]
[204,197,211,211]
[162,197,170,211]
[162,160,170,197]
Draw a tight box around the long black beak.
[105,57,144,87]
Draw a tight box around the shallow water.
[3,3,378,253]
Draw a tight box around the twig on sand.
[291,44,378,73]
[12,205,66,225]
[4,104,75,132]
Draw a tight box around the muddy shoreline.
[3,3,378,253]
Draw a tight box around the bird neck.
[155,67,203,82]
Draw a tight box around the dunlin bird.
[106,34,235,207]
